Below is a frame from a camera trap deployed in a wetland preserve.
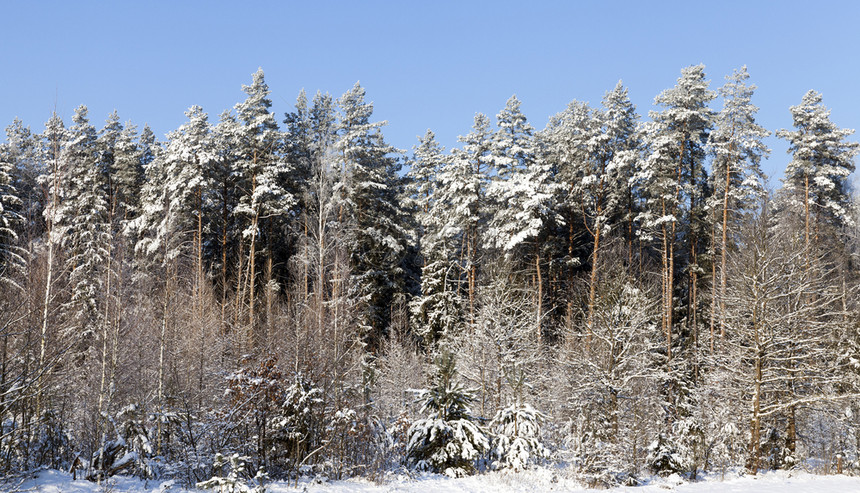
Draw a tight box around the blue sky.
[2,1,859,184]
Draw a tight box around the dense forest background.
[0,64,859,486]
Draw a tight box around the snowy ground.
[9,468,860,493]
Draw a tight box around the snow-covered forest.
[1,64,859,488]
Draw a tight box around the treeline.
[0,65,859,486]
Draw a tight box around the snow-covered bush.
[226,356,323,477]
[267,372,323,475]
[324,408,391,479]
[646,414,705,479]
[28,409,74,472]
[116,404,156,478]
[90,404,159,480]
[406,352,489,477]
[196,453,267,493]
[646,432,685,476]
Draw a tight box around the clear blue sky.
[2,1,859,184]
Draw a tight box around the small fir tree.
[406,352,488,476]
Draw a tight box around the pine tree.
[601,82,642,264]
[485,96,558,343]
[283,90,313,211]
[706,66,770,349]
[545,83,639,342]
[776,90,858,251]
[442,113,493,328]
[210,110,242,334]
[112,122,145,223]
[4,118,43,242]
[96,111,123,209]
[0,126,27,284]
[407,130,462,347]
[637,64,715,362]
[233,68,293,348]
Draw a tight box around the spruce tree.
[406,352,488,476]
[336,82,407,350]
[61,105,111,344]
[408,130,462,347]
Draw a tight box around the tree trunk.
[535,247,542,346]
[709,227,716,353]
[587,221,600,345]
[248,159,258,349]
[719,156,732,344]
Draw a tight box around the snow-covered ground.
[10,468,860,493]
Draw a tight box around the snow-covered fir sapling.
[406,351,489,477]
[489,368,549,471]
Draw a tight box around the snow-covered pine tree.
[408,129,444,213]
[776,90,858,252]
[484,96,559,344]
[706,66,769,349]
[0,123,33,464]
[636,67,715,479]
[335,82,407,350]
[406,352,489,476]
[139,124,158,167]
[283,90,313,207]
[128,124,159,247]
[637,64,715,362]
[133,107,212,267]
[542,100,593,329]
[112,122,145,224]
[232,68,294,349]
[207,110,241,333]
[544,83,639,343]
[96,111,123,208]
[167,106,214,274]
[441,113,493,328]
[283,88,316,308]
